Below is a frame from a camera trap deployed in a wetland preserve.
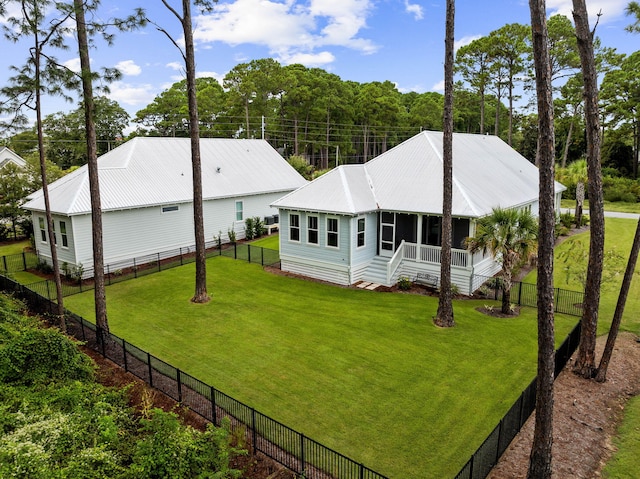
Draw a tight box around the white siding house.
[24,137,307,273]
[272,131,566,295]
[0,147,27,169]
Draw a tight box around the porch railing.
[403,242,469,268]
[387,240,406,284]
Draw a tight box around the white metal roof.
[24,137,308,215]
[0,147,27,169]
[272,131,566,218]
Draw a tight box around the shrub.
[244,217,256,240]
[227,227,236,244]
[0,328,95,385]
[35,259,53,274]
[397,276,412,291]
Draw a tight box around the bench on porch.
[414,272,439,288]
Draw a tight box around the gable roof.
[0,147,27,169]
[272,131,565,218]
[24,137,307,215]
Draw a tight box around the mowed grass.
[249,233,279,250]
[523,218,640,336]
[64,256,577,478]
[0,239,30,256]
[602,395,640,478]
[560,199,640,214]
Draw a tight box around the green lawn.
[0,239,30,256]
[560,199,640,214]
[523,218,640,336]
[249,233,279,250]
[602,395,640,479]
[64,256,577,478]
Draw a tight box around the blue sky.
[0,0,637,125]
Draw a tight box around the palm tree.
[467,207,538,314]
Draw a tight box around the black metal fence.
[0,249,586,479]
[0,275,388,479]
[454,320,582,479]
[472,275,585,317]
[1,241,281,301]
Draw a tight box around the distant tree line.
[2,16,639,179]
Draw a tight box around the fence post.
[46,281,51,301]
[210,386,217,425]
[248,245,251,263]
[177,369,182,403]
[518,281,523,305]
[3,255,6,271]
[107,264,111,286]
[122,338,128,372]
[147,353,153,388]
[300,433,306,476]
[261,247,264,266]
[359,463,364,479]
[22,252,27,271]
[234,243,237,259]
[134,258,138,278]
[496,419,503,463]
[251,408,257,452]
[555,287,559,312]
[157,252,161,272]
[180,247,183,266]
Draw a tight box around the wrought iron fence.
[0,275,387,479]
[1,241,281,301]
[472,274,585,317]
[454,320,582,479]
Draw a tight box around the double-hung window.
[307,215,318,244]
[290,213,300,241]
[326,217,339,248]
[235,201,244,221]
[38,217,46,243]
[60,221,68,248]
[356,217,365,247]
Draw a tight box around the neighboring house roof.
[0,147,27,169]
[272,131,566,218]
[24,137,308,215]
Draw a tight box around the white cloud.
[404,0,424,20]
[192,0,378,68]
[115,60,142,76]
[107,82,157,107]
[454,35,481,52]
[63,58,82,73]
[432,79,445,92]
[547,0,628,24]
[166,62,183,71]
[279,50,336,67]
[196,71,226,84]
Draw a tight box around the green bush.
[244,217,256,240]
[0,328,95,385]
[397,277,412,291]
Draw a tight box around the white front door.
[380,212,395,257]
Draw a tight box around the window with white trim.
[60,221,68,248]
[38,217,46,243]
[326,217,339,248]
[356,217,365,247]
[235,201,244,221]
[307,215,318,244]
[290,213,300,241]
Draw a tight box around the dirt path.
[488,332,640,478]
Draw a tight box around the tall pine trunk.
[572,0,605,379]
[595,218,640,382]
[527,1,555,477]
[434,0,455,327]
[33,27,66,332]
[181,0,209,303]
[73,0,109,338]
